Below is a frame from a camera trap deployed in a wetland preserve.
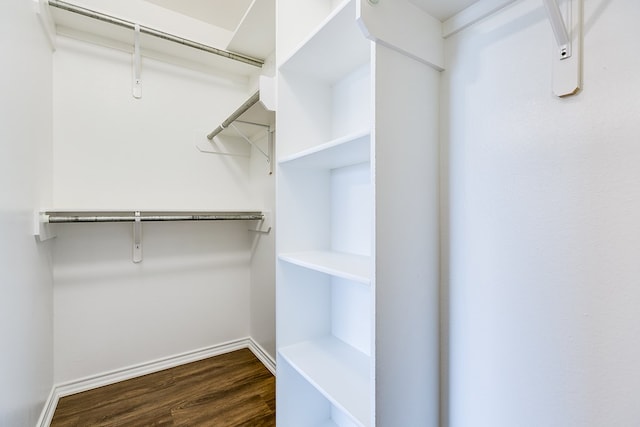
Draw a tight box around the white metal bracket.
[133,23,142,99]
[543,0,582,97]
[133,211,142,263]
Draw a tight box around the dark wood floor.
[50,348,275,426]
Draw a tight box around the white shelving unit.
[277,2,372,425]
[277,0,440,425]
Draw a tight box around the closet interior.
[32,1,276,421]
[11,0,633,426]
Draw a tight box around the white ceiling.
[409,0,480,21]
[145,0,482,33]
[139,0,480,59]
[144,0,253,31]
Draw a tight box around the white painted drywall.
[52,35,260,382]
[442,0,640,425]
[52,220,252,382]
[248,131,276,359]
[0,1,54,425]
[248,54,276,361]
[52,36,254,210]
[61,0,234,48]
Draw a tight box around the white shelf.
[278,0,370,83]
[279,130,370,169]
[48,3,261,78]
[227,0,275,59]
[279,251,371,285]
[279,337,371,427]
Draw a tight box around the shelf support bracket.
[133,23,142,99]
[543,0,571,59]
[229,122,271,164]
[543,0,582,97]
[133,211,142,263]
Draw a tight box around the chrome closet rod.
[48,0,264,68]
[45,213,264,223]
[207,91,261,140]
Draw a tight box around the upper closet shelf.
[278,0,370,83]
[226,0,275,59]
[43,0,264,77]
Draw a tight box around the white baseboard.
[36,337,275,427]
[36,388,58,427]
[247,339,276,375]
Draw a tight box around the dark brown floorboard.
[50,348,275,427]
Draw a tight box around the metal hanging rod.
[42,211,264,224]
[48,0,264,68]
[207,91,261,140]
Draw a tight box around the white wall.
[442,1,640,425]
[52,35,261,382]
[248,54,276,361]
[249,132,276,359]
[0,1,54,425]
[52,36,253,210]
[53,221,252,382]
[60,0,234,48]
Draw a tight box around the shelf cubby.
[279,337,371,427]
[278,0,370,83]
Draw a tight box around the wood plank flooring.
[50,348,275,426]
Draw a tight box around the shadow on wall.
[51,220,253,284]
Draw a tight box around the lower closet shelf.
[279,336,371,427]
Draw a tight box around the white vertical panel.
[374,42,440,426]
[332,64,371,138]
[331,162,372,256]
[332,278,371,356]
